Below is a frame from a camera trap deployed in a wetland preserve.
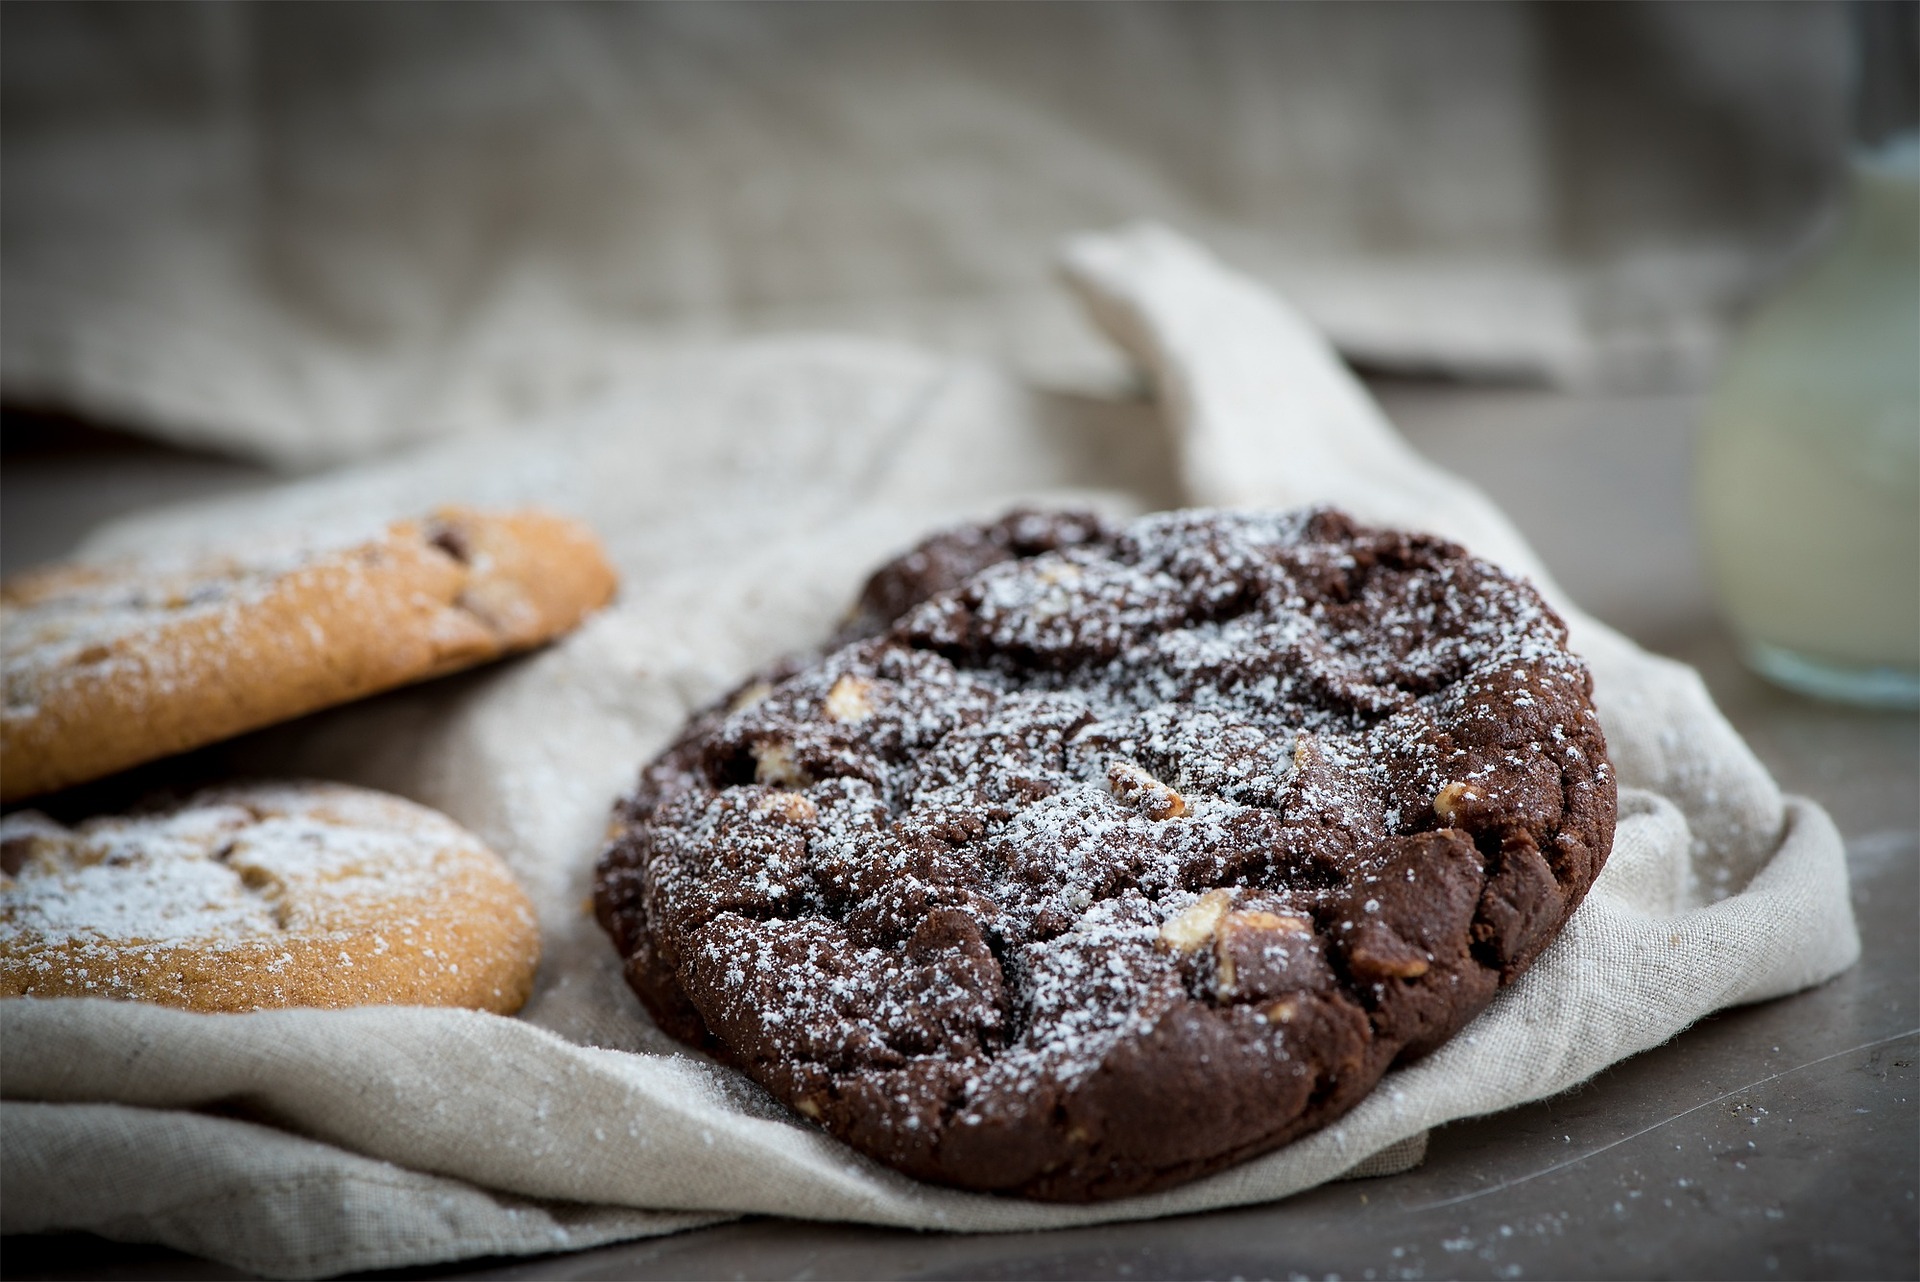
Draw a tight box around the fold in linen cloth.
[0,227,1859,1278]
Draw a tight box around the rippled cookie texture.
[596,508,1614,1200]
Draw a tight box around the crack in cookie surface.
[596,508,1615,1200]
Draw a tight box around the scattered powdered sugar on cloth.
[0,229,1857,1278]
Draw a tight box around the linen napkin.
[0,227,1857,1278]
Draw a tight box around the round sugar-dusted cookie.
[595,508,1615,1201]
[1,781,540,1012]
[1,507,617,802]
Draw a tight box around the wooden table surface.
[4,382,1915,1281]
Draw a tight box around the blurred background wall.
[0,2,1861,466]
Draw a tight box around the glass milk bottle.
[1697,135,1920,708]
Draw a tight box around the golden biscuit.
[2,507,616,802]
[1,781,540,1013]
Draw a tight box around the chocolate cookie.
[2,507,617,802]
[595,508,1614,1201]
